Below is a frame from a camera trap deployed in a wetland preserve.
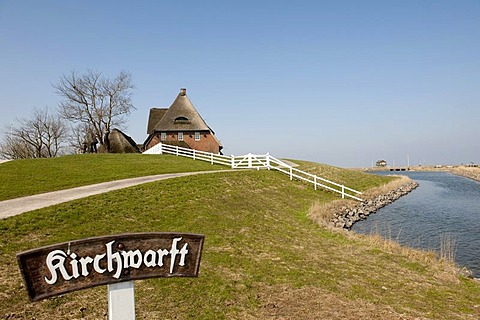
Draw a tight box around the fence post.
[231,155,235,169]
[290,167,293,180]
[266,153,270,170]
[159,142,163,155]
[211,153,214,165]
[248,153,252,168]
[193,149,196,160]
[314,176,317,190]
[342,185,345,199]
[176,146,179,156]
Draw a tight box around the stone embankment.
[331,180,419,229]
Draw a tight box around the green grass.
[0,155,479,319]
[0,154,227,200]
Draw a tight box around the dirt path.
[0,170,226,220]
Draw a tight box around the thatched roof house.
[144,88,223,154]
[99,129,140,153]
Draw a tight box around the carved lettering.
[44,237,191,284]
[79,256,93,276]
[143,250,157,267]
[93,253,106,274]
[45,250,73,284]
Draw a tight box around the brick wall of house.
[145,131,221,154]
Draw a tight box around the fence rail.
[143,143,363,201]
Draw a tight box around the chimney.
[180,88,187,96]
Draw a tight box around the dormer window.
[174,116,190,124]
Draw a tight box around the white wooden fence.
[143,143,363,201]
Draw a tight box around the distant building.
[376,159,387,167]
[103,129,140,153]
[143,88,223,154]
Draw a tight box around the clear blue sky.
[1,0,479,167]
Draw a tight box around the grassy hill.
[0,154,228,201]
[0,154,479,319]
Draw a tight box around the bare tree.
[0,135,34,159]
[0,107,68,159]
[53,70,135,147]
[69,122,90,153]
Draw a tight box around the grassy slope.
[0,155,478,319]
[0,154,227,200]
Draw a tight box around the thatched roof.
[147,108,168,134]
[148,88,213,133]
[102,129,140,153]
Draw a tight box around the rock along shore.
[331,180,419,229]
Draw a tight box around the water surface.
[352,171,480,277]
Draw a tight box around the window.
[194,132,200,141]
[160,132,166,141]
[174,116,190,123]
[178,132,183,141]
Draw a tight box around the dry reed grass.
[450,166,480,181]
[350,231,461,283]
[361,175,412,197]
[439,233,457,264]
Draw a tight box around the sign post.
[108,281,135,320]
[17,232,204,319]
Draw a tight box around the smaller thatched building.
[99,129,140,153]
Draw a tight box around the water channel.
[352,171,480,278]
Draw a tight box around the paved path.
[0,170,225,220]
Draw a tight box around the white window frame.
[178,132,183,141]
[194,132,200,141]
[160,132,166,141]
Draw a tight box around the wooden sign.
[17,232,204,301]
